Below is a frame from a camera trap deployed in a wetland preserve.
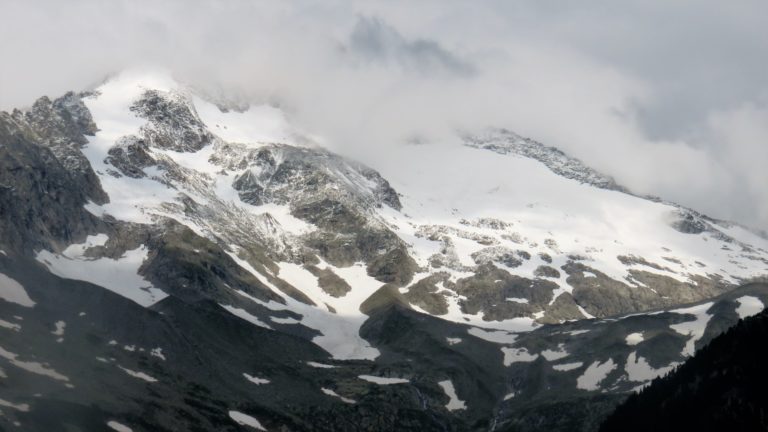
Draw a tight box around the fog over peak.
[1,0,766,229]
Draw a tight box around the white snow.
[150,348,166,361]
[358,375,409,385]
[61,70,768,353]
[438,380,467,411]
[552,362,583,372]
[363,139,768,328]
[0,398,30,412]
[0,345,70,383]
[467,327,518,344]
[306,361,336,369]
[505,297,529,304]
[446,337,462,345]
[270,316,301,324]
[52,321,66,343]
[625,352,676,383]
[625,332,644,346]
[735,296,764,319]
[243,373,270,385]
[501,347,539,366]
[0,273,35,307]
[541,344,569,361]
[576,359,617,391]
[321,388,356,404]
[0,319,20,331]
[194,95,294,146]
[577,306,595,319]
[36,236,166,307]
[670,302,714,357]
[220,305,272,330]
[107,421,133,432]
[566,329,591,336]
[52,321,66,336]
[229,255,380,360]
[81,69,181,224]
[228,410,267,430]
[118,366,158,383]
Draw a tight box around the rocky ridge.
[0,69,767,431]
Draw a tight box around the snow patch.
[576,359,617,391]
[468,327,517,344]
[228,410,267,430]
[36,237,166,307]
[446,337,462,345]
[625,351,676,383]
[52,321,66,336]
[107,421,133,432]
[118,366,158,383]
[552,362,583,372]
[438,380,467,411]
[220,305,272,330]
[0,398,30,412]
[307,361,336,369]
[501,347,539,366]
[0,273,35,307]
[321,388,356,404]
[0,345,70,383]
[670,302,713,357]
[150,348,166,361]
[0,319,21,331]
[541,344,569,361]
[625,332,644,346]
[735,296,764,319]
[243,373,270,385]
[358,375,409,385]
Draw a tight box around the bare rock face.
[305,265,352,297]
[105,136,154,178]
[454,263,557,320]
[14,93,107,204]
[402,272,451,315]
[130,89,214,152]
[0,98,105,253]
[465,128,628,192]
[366,247,418,286]
[565,262,731,317]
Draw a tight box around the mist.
[1,0,766,230]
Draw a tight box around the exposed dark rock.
[139,220,284,304]
[670,211,707,234]
[306,265,352,297]
[367,247,418,286]
[105,135,154,178]
[130,89,214,152]
[534,265,561,279]
[403,273,451,315]
[454,264,556,320]
[0,112,104,253]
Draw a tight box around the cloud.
[343,16,475,77]
[0,0,766,229]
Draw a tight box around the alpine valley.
[1,69,767,432]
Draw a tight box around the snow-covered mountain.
[1,69,767,431]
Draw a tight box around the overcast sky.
[1,0,767,230]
